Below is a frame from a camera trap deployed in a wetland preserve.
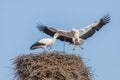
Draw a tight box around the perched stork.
[37,15,111,50]
[30,33,64,52]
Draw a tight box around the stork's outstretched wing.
[79,14,111,39]
[37,25,73,43]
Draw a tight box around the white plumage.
[37,14,111,50]
[71,28,84,49]
[30,33,63,52]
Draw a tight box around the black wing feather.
[94,14,111,31]
[80,15,111,39]
[37,25,56,36]
[37,25,73,43]
[80,28,96,39]
[57,32,73,43]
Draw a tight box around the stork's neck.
[53,35,58,40]
[50,35,58,46]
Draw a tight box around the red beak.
[58,33,65,36]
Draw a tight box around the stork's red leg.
[73,44,76,50]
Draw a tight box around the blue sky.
[1,0,120,80]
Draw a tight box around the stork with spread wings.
[37,14,110,50]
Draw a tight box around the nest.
[13,51,92,80]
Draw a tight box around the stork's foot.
[81,47,84,50]
[78,45,84,50]
[73,44,76,50]
[72,48,75,50]
[79,46,84,50]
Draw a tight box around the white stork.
[37,15,111,50]
[30,33,64,52]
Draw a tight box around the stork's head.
[71,28,77,35]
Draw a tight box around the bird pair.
[30,14,111,52]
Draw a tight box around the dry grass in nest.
[13,51,92,80]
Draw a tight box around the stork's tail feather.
[30,42,45,50]
[30,46,37,50]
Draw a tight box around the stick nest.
[13,51,92,80]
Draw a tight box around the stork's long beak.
[58,33,65,36]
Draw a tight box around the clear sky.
[1,0,120,80]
